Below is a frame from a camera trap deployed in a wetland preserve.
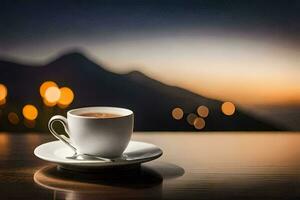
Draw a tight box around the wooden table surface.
[1,132,300,200]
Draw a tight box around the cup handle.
[48,115,77,152]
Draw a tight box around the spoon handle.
[66,153,113,162]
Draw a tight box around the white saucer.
[34,140,163,171]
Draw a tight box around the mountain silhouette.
[0,51,280,132]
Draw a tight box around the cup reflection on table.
[34,164,162,200]
[33,163,185,200]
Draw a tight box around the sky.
[0,0,299,106]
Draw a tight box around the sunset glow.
[2,35,299,106]
[88,35,300,106]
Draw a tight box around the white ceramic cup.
[48,107,134,158]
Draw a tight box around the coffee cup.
[48,107,134,158]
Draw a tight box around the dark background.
[0,0,299,132]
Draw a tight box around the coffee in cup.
[78,112,122,118]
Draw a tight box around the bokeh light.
[187,113,198,125]
[172,107,184,120]
[58,87,74,107]
[43,98,56,107]
[45,86,61,103]
[197,105,209,118]
[57,104,69,109]
[8,112,19,125]
[22,104,38,120]
[194,117,205,130]
[0,98,6,106]
[0,84,7,101]
[24,119,36,128]
[221,101,236,116]
[40,81,58,98]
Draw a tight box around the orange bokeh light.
[57,104,69,109]
[221,102,236,116]
[8,112,19,125]
[172,107,184,120]
[24,119,36,128]
[40,81,58,98]
[22,104,38,120]
[194,117,205,130]
[44,86,61,103]
[187,113,198,125]
[0,84,7,101]
[58,87,74,107]
[0,98,6,106]
[197,105,209,118]
[43,98,56,107]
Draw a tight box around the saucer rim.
[34,140,163,167]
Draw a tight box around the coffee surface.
[79,112,122,118]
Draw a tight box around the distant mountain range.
[0,51,281,132]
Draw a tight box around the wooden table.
[1,132,300,199]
